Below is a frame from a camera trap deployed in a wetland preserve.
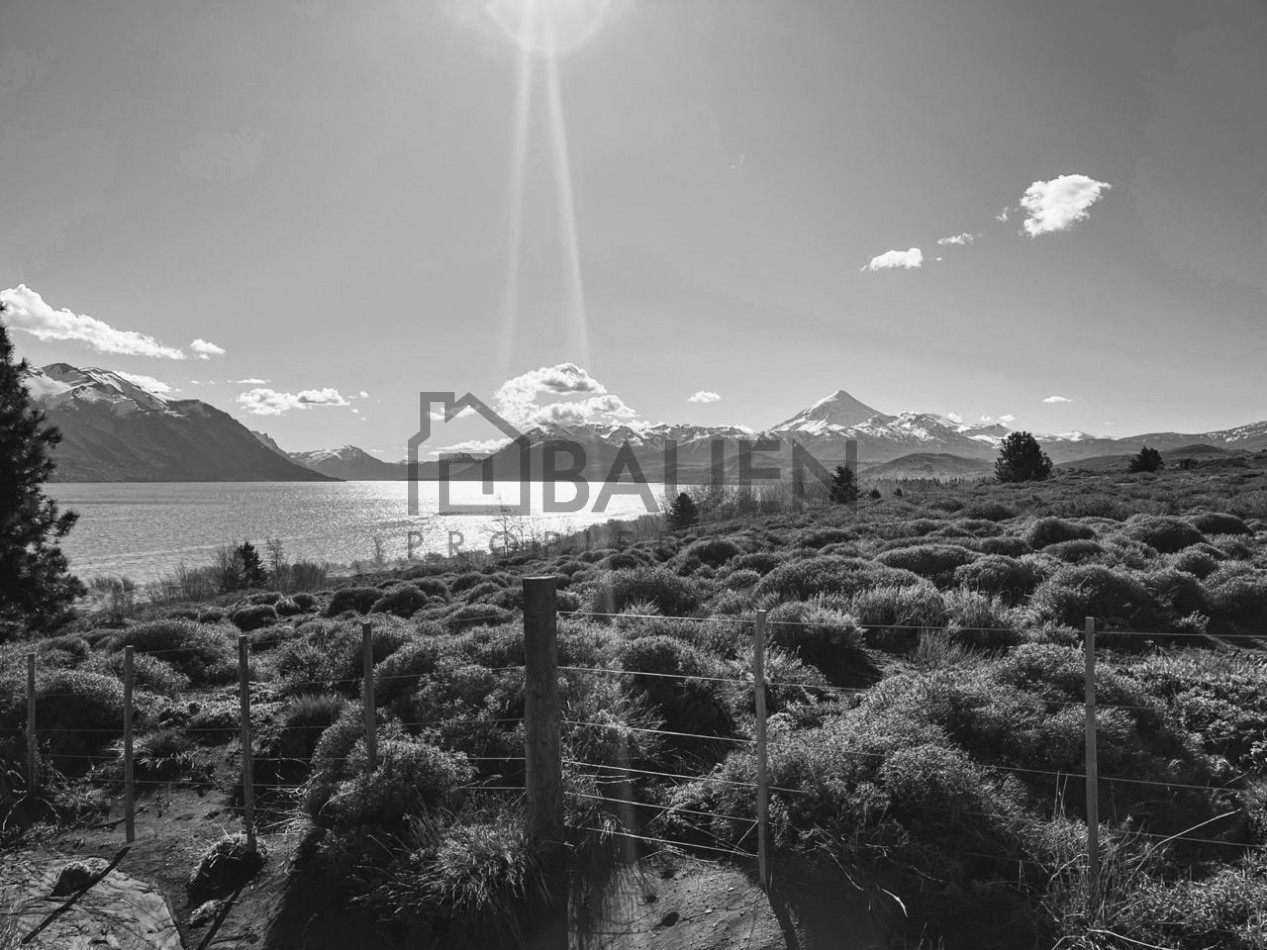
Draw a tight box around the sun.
[483,0,613,57]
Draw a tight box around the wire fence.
[11,582,1267,938]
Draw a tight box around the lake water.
[45,481,668,584]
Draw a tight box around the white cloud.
[233,377,270,385]
[115,372,177,395]
[430,437,512,458]
[358,390,369,398]
[1043,395,1073,404]
[999,414,1016,424]
[351,408,359,414]
[1,284,186,358]
[995,207,1010,222]
[1019,174,1112,237]
[492,363,638,428]
[688,391,721,404]
[236,387,351,415]
[861,247,923,272]
[946,411,963,423]
[190,338,225,359]
[937,233,976,246]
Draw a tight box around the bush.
[873,544,977,583]
[371,585,429,618]
[412,577,452,600]
[292,592,318,611]
[942,588,1021,649]
[974,536,1032,557]
[766,600,873,686]
[851,583,949,649]
[1029,564,1163,630]
[617,636,734,741]
[682,537,744,567]
[231,604,278,632]
[448,603,514,629]
[373,639,446,709]
[1041,539,1105,563]
[728,552,785,575]
[109,620,235,686]
[1118,515,1206,554]
[323,587,381,617]
[1167,548,1221,580]
[960,500,1016,522]
[1190,512,1252,536]
[754,556,921,602]
[318,737,474,828]
[275,598,304,617]
[1024,518,1095,549]
[590,567,703,617]
[723,569,761,590]
[1204,566,1267,622]
[186,701,241,745]
[1141,567,1210,619]
[89,652,189,696]
[952,555,1041,604]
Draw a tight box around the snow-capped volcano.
[26,363,174,415]
[772,389,883,432]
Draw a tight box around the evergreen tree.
[237,541,267,588]
[666,492,699,531]
[0,308,85,635]
[829,464,859,504]
[994,431,1054,483]
[1128,445,1164,474]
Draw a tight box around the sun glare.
[483,0,612,57]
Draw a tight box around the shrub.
[617,636,734,741]
[247,591,282,606]
[1141,567,1210,618]
[974,536,1032,557]
[448,603,514,629]
[292,592,318,611]
[873,544,977,583]
[796,528,856,550]
[942,588,1021,649]
[231,604,278,632]
[1029,564,1163,630]
[1024,518,1094,549]
[371,585,429,618]
[960,500,1016,522]
[187,833,266,905]
[1204,566,1267,622]
[109,620,235,686]
[1118,515,1206,554]
[1041,539,1105,563]
[374,639,446,709]
[90,652,189,696]
[590,567,703,617]
[1167,548,1221,580]
[1189,512,1252,536]
[851,583,949,650]
[766,600,873,686]
[323,587,382,617]
[319,738,474,828]
[995,431,1053,482]
[186,701,241,745]
[275,598,304,617]
[754,556,921,603]
[723,569,761,590]
[683,537,744,567]
[412,577,451,600]
[952,555,1040,604]
[729,552,785,575]
[273,641,338,698]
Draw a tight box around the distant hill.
[859,453,994,480]
[288,445,408,481]
[29,364,336,482]
[1057,443,1264,473]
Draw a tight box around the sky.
[1,0,1264,458]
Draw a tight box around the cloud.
[236,387,351,415]
[190,338,225,359]
[937,233,976,246]
[999,414,1016,424]
[946,411,963,423]
[492,363,637,428]
[430,437,512,458]
[1043,395,1073,404]
[861,247,923,272]
[1019,174,1111,237]
[115,372,177,395]
[1,284,186,358]
[358,390,369,399]
[233,377,269,385]
[995,207,1010,222]
[688,391,721,404]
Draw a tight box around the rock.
[187,834,266,906]
[52,858,110,896]
[189,899,224,926]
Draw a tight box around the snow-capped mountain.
[26,363,333,482]
[286,444,408,480]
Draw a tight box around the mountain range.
[24,363,1267,482]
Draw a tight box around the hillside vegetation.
[3,463,1267,948]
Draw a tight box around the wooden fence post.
[1084,617,1099,918]
[123,646,136,844]
[523,575,565,947]
[362,622,377,773]
[754,609,771,890]
[238,636,257,854]
[26,653,37,793]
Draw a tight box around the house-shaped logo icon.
[407,392,533,516]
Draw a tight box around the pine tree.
[1127,445,1164,474]
[666,492,699,531]
[237,541,267,588]
[829,464,859,504]
[994,431,1054,483]
[0,308,85,635]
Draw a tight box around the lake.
[45,481,669,584]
